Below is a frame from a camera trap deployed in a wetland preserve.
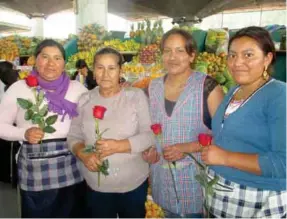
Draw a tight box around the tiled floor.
[0,182,19,218]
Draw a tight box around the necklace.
[221,78,273,129]
[234,80,266,101]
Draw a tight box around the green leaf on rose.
[24,109,34,120]
[100,168,109,176]
[39,121,45,130]
[82,145,95,153]
[39,105,48,117]
[82,148,94,153]
[31,114,42,125]
[17,98,33,109]
[195,174,207,187]
[207,176,219,188]
[102,159,109,168]
[37,90,45,106]
[43,126,56,133]
[45,115,58,125]
[30,105,37,111]
[99,128,109,139]
[207,185,214,196]
[100,160,109,176]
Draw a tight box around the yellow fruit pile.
[194,52,227,77]
[122,63,164,79]
[0,38,19,61]
[122,64,145,76]
[145,199,165,218]
[103,39,140,52]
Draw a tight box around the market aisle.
[0,182,19,218]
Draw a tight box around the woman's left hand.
[163,144,185,162]
[201,144,229,166]
[96,139,119,159]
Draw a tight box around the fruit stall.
[0,21,285,218]
[62,21,241,93]
[63,21,286,92]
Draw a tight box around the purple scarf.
[31,70,78,121]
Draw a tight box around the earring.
[262,67,269,80]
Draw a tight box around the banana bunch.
[145,199,165,218]
[122,62,164,79]
[131,55,140,64]
[66,47,98,72]
[103,39,140,51]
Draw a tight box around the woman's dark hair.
[75,59,88,69]
[0,61,18,90]
[160,28,197,56]
[228,26,276,73]
[34,39,66,61]
[94,47,124,68]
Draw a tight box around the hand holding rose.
[201,144,229,166]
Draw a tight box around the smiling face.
[162,34,195,75]
[227,36,273,85]
[94,54,121,90]
[35,46,65,81]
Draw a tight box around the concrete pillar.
[31,17,44,38]
[75,0,108,33]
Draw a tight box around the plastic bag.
[205,29,229,55]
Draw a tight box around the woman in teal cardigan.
[202,26,286,218]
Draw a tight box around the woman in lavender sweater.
[67,47,154,218]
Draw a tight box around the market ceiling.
[0,0,285,20]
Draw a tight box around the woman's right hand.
[77,151,102,172]
[24,127,44,144]
[142,146,160,164]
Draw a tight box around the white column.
[31,17,44,38]
[75,0,108,33]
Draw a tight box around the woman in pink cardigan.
[0,39,87,218]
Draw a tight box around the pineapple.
[156,19,164,44]
[135,22,141,37]
[130,24,136,38]
[140,22,146,45]
[157,19,164,37]
[145,19,152,45]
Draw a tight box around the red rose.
[198,133,213,146]
[151,124,162,135]
[25,75,38,87]
[93,105,107,120]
